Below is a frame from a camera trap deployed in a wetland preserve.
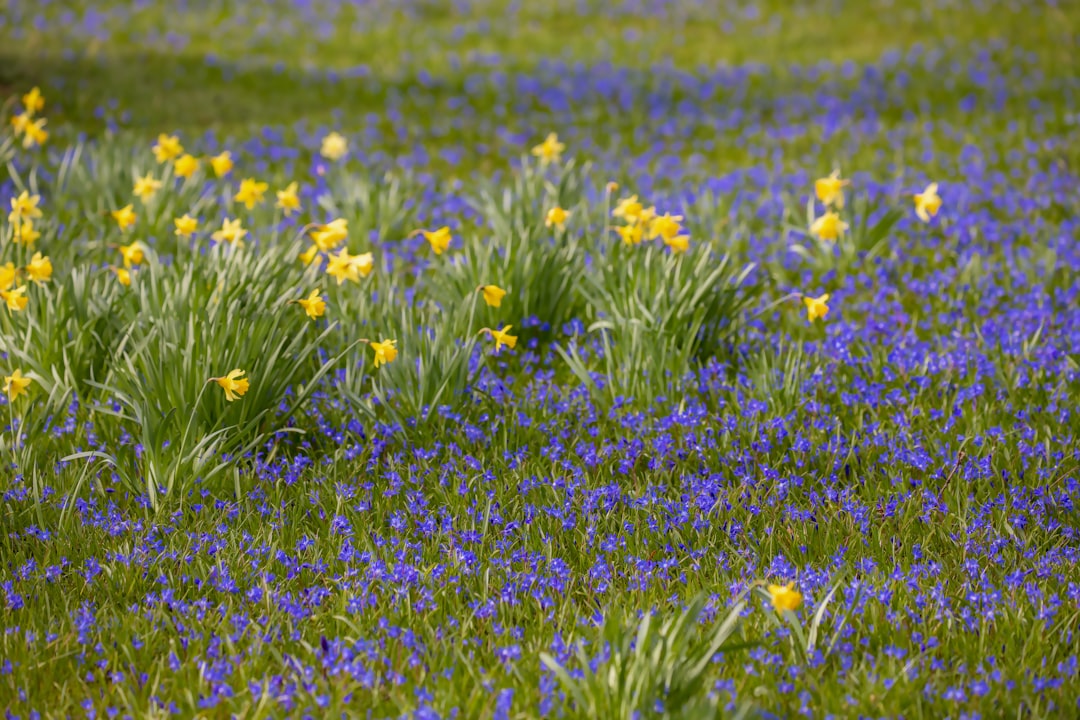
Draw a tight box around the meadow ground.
[1,0,1080,718]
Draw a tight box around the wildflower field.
[1,1,1080,717]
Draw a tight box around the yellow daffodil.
[615,223,643,246]
[8,191,42,224]
[810,212,848,242]
[320,132,348,161]
[211,218,247,246]
[370,339,398,368]
[234,178,268,210]
[1,285,28,313]
[112,204,137,231]
[325,248,361,285]
[545,207,569,230]
[299,244,321,267]
[14,221,40,246]
[3,369,32,402]
[419,227,452,255]
[111,266,131,287]
[174,154,200,179]
[174,214,198,238]
[353,252,374,278]
[118,241,146,268]
[213,369,250,402]
[531,133,565,166]
[767,582,803,612]
[648,213,683,241]
[664,235,690,253]
[482,325,517,353]
[152,134,183,164]
[275,182,300,216]
[24,253,52,284]
[310,218,348,251]
[295,288,326,319]
[815,170,849,208]
[804,293,830,322]
[133,174,162,203]
[612,195,643,222]
[210,151,233,178]
[22,87,45,115]
[914,183,942,223]
[481,285,507,308]
[0,263,18,290]
[22,118,48,148]
[10,112,31,136]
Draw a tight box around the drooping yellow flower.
[0,263,18,290]
[111,266,132,287]
[3,369,32,403]
[174,154,200,179]
[370,339,398,368]
[648,213,684,241]
[310,218,348,251]
[767,582,803,612]
[481,285,507,308]
[8,191,42,224]
[664,235,690,254]
[275,182,301,216]
[320,132,348,162]
[10,112,31,136]
[299,244,321,267]
[24,253,52,284]
[810,212,848,242]
[483,325,517,353]
[152,134,183,164]
[353,252,374,278]
[234,178,268,210]
[804,293,830,323]
[295,288,327,319]
[612,195,643,222]
[118,241,146,268]
[22,87,45,115]
[420,227,452,255]
[174,214,198,238]
[112,205,137,231]
[615,223,643,246]
[1,285,28,313]
[133,174,163,203]
[530,133,565,166]
[14,221,40,246]
[214,369,250,402]
[210,151,234,178]
[815,170,849,209]
[22,119,48,149]
[325,248,361,285]
[913,183,942,223]
[211,218,247,246]
[545,207,569,230]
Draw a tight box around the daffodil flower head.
[321,132,349,162]
[213,369,250,402]
[326,248,361,285]
[14,221,40,246]
[767,581,803,612]
[211,218,247,247]
[0,285,29,313]
[3,369,32,403]
[112,205,137,232]
[276,182,301,216]
[530,133,565,166]
[648,213,684,241]
[174,215,198,238]
[234,178,268,210]
[296,288,326,320]
[612,195,643,222]
[545,207,570,230]
[810,212,848,242]
[664,235,690,254]
[0,263,18,291]
[22,87,45,115]
[418,227,452,255]
[310,218,348,252]
[111,266,132,287]
[815,170,850,209]
[370,339,398,368]
[913,183,942,223]
[9,191,43,224]
[153,134,183,164]
[804,293,830,323]
[482,325,517,353]
[25,253,52,285]
[133,174,163,204]
[481,285,507,308]
[615,223,644,246]
[119,241,146,268]
[22,119,48,149]
[174,154,200,179]
[210,151,233,178]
